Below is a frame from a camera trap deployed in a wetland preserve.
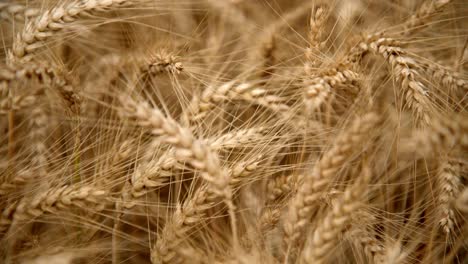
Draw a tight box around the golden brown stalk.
[112,183,132,264]
[0,201,18,235]
[284,113,380,255]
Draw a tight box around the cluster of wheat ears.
[0,0,467,263]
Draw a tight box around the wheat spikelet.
[267,174,301,203]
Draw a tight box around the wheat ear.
[188,81,288,122]
[401,0,452,36]
[12,0,142,60]
[301,166,372,264]
[0,62,80,113]
[284,113,379,255]
[351,37,432,125]
[0,185,108,237]
[412,114,468,156]
[119,97,239,253]
[152,154,263,263]
[348,227,385,264]
[304,6,328,73]
[437,159,461,234]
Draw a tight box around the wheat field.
[0,0,467,263]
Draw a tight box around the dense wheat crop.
[0,0,467,263]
